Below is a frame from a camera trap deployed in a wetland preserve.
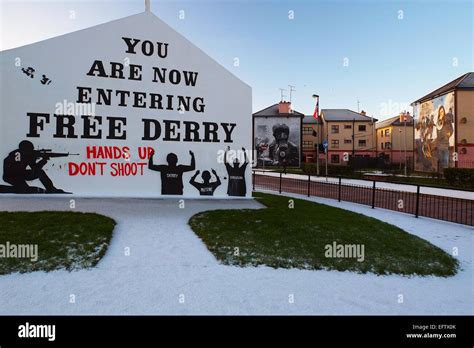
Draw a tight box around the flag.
[313,96,319,120]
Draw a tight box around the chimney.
[400,111,411,123]
[360,110,366,116]
[278,101,291,114]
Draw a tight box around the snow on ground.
[0,194,472,315]
[255,170,474,199]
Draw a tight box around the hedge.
[302,163,354,176]
[443,168,474,188]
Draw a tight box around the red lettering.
[123,146,130,160]
[68,161,107,176]
[110,162,147,176]
[68,162,79,176]
[86,146,97,159]
[138,146,154,159]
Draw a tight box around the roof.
[321,109,378,122]
[376,115,414,129]
[303,115,323,124]
[411,72,474,105]
[253,103,305,117]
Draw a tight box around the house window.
[331,154,340,164]
[358,139,366,147]
[344,139,352,144]
[385,142,391,149]
[303,141,313,149]
[384,129,390,136]
[331,125,339,134]
[344,124,352,129]
[358,125,366,131]
[331,139,339,148]
[381,142,384,149]
[303,127,313,135]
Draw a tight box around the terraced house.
[376,113,414,167]
[302,115,324,163]
[320,109,378,165]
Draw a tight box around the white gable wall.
[0,12,252,198]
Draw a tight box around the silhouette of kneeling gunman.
[2,140,65,193]
[189,169,221,196]
[148,149,195,195]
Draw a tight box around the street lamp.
[404,112,408,177]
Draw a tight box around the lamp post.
[404,112,408,176]
[399,128,402,172]
[312,94,320,176]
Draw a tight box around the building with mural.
[412,72,474,172]
[253,102,303,167]
[0,10,252,198]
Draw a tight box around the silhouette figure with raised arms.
[148,150,195,195]
[189,169,221,196]
[224,146,248,197]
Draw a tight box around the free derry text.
[25,37,237,143]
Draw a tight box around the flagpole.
[312,94,320,176]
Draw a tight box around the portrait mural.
[254,117,301,167]
[414,92,455,172]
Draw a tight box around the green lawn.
[0,211,116,275]
[189,192,459,277]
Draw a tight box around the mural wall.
[414,92,455,172]
[0,13,252,198]
[254,116,301,167]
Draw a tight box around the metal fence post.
[279,172,282,194]
[415,185,420,218]
[371,180,376,209]
[338,176,342,202]
[307,174,311,197]
[252,170,255,191]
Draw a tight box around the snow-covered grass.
[0,195,471,315]
[0,211,115,275]
[189,192,459,277]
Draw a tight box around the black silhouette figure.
[148,150,195,195]
[224,147,248,197]
[1,140,72,194]
[189,169,221,196]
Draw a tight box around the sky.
[1,0,473,120]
